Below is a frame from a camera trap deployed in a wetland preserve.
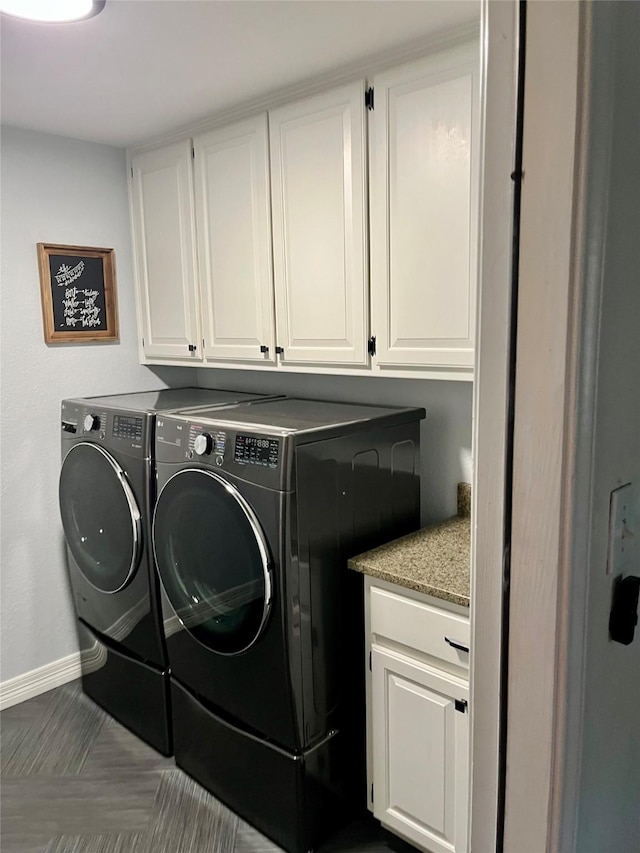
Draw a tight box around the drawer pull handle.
[445,636,470,653]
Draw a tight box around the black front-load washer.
[152,398,425,850]
[58,387,278,755]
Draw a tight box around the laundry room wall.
[196,369,473,526]
[0,126,183,690]
[0,125,474,694]
[573,3,640,848]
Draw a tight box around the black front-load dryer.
[152,398,425,850]
[58,387,278,755]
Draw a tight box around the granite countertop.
[348,484,471,608]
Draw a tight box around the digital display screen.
[113,415,143,440]
[234,435,279,468]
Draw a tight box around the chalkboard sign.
[37,243,119,343]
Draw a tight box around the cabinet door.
[270,83,368,366]
[371,647,469,853]
[130,141,201,361]
[194,115,276,363]
[370,42,479,372]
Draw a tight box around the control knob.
[193,433,213,456]
[83,414,100,432]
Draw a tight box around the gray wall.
[0,126,181,684]
[0,124,473,686]
[575,3,640,850]
[197,368,473,526]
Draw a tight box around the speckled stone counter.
[348,515,471,608]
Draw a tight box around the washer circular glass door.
[152,469,272,655]
[59,443,142,593]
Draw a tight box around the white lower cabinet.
[371,648,469,853]
[366,578,470,853]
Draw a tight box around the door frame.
[477,2,629,851]
[469,1,521,850]
[505,2,639,851]
[501,1,584,847]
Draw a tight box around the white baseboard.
[0,652,82,710]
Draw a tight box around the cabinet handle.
[259,345,269,355]
[445,636,470,653]
[275,346,284,355]
[188,344,197,352]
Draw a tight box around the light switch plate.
[607,482,639,575]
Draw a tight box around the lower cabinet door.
[371,647,469,853]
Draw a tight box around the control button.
[215,455,223,467]
[83,414,100,432]
[193,433,213,456]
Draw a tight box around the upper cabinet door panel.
[131,141,201,361]
[270,83,368,366]
[370,42,479,369]
[194,115,276,364]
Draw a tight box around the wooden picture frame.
[37,243,119,343]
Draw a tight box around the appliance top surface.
[69,387,274,414]
[168,397,426,438]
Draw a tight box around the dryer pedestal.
[78,620,172,756]
[171,679,349,853]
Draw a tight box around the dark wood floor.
[1,682,415,853]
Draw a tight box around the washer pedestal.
[78,619,172,756]
[171,679,348,853]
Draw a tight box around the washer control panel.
[155,418,288,488]
[60,401,147,456]
[112,415,143,441]
[234,435,279,469]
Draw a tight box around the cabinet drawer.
[370,585,470,671]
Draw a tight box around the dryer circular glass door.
[59,443,142,593]
[152,469,272,655]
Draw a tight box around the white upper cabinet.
[269,82,368,366]
[370,42,479,371]
[193,115,276,364]
[130,141,201,361]
[129,37,479,377]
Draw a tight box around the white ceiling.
[0,0,479,148]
